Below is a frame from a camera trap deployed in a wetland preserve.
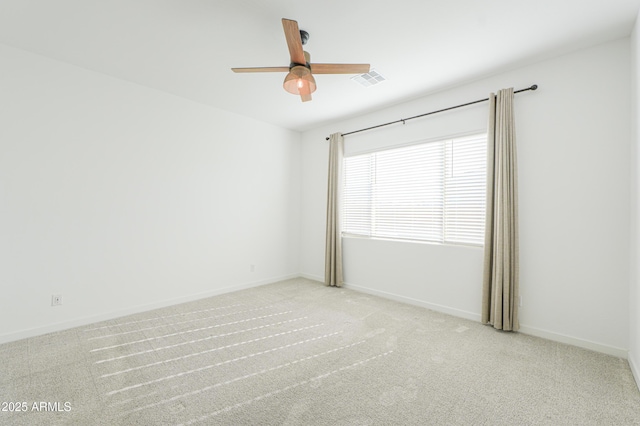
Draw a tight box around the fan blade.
[282,18,306,65]
[310,63,371,74]
[231,67,290,73]
[297,79,313,102]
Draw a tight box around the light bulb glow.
[283,65,317,97]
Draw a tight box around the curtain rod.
[325,84,538,140]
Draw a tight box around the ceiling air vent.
[351,69,386,87]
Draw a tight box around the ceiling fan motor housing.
[300,30,309,45]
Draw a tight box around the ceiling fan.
[231,18,370,102]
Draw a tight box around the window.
[343,133,487,246]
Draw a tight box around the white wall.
[630,10,640,386]
[0,44,301,343]
[301,38,631,357]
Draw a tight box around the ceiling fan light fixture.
[283,65,316,96]
[232,18,370,102]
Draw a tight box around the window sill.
[341,233,483,249]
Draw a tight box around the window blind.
[343,133,487,246]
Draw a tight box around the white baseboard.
[7,272,631,363]
[342,281,481,322]
[517,325,628,359]
[341,281,629,359]
[299,272,324,283]
[629,351,640,392]
[0,273,299,345]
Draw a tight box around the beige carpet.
[1,277,639,425]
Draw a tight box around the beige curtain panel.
[325,132,344,287]
[482,88,520,331]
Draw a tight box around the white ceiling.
[0,0,638,132]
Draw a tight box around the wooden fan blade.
[297,80,313,102]
[282,18,306,65]
[231,67,290,73]
[310,63,371,74]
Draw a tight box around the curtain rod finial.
[531,84,538,90]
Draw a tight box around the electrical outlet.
[51,294,63,306]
